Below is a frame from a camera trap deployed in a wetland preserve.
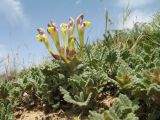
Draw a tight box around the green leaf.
[89,111,104,120]
[59,87,92,107]
[106,50,117,65]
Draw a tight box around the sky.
[0,0,160,73]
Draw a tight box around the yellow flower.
[47,20,62,54]
[83,21,91,27]
[67,17,75,49]
[60,23,68,48]
[36,28,47,42]
[36,28,54,56]
[68,17,75,38]
[47,20,60,46]
[36,34,43,42]
[68,35,76,51]
[76,14,91,50]
[47,20,70,63]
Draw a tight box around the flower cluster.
[36,14,91,63]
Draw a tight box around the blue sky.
[0,0,160,72]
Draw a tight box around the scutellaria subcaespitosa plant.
[36,14,91,64]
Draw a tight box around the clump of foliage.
[0,81,14,120]
[60,66,119,110]
[0,102,13,120]
[89,94,139,120]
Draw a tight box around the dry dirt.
[14,96,116,120]
[14,109,85,120]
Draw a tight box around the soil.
[15,110,44,120]
[13,95,116,120]
[14,109,72,120]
